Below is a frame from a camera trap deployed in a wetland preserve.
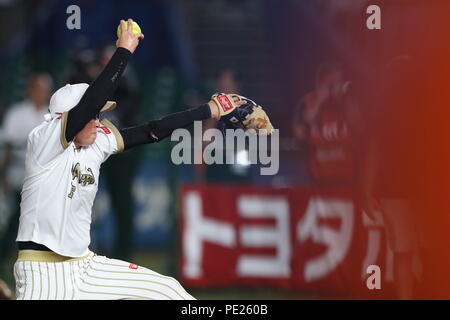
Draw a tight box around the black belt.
[17,241,52,251]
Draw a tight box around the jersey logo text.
[67,183,76,199]
[71,163,96,186]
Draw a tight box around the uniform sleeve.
[28,114,70,166]
[119,103,212,150]
[90,119,125,163]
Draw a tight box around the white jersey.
[16,113,124,257]
[13,111,196,300]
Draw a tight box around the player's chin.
[78,134,97,147]
[87,133,97,145]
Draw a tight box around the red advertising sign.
[179,185,397,296]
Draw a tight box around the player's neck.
[73,143,82,152]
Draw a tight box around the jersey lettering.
[67,183,76,199]
[71,163,96,186]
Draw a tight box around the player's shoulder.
[97,124,113,136]
[91,124,115,151]
[97,119,121,142]
[89,124,112,149]
[90,119,123,157]
[28,117,61,141]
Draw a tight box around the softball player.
[12,19,228,300]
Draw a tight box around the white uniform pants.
[13,250,195,300]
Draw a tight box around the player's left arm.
[118,102,220,150]
[99,93,272,154]
[91,101,220,161]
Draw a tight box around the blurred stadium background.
[1,0,450,300]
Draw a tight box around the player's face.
[74,119,100,147]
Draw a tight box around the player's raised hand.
[116,19,144,54]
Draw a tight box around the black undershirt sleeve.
[120,103,212,150]
[65,47,131,142]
